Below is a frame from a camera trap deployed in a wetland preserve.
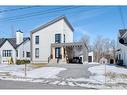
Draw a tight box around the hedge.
[16,60,30,65]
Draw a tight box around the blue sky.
[0,6,126,44]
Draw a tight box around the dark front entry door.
[88,56,92,62]
[55,47,61,58]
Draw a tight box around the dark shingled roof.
[31,16,74,34]
[119,29,127,37]
[0,37,30,49]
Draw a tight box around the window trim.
[35,35,39,44]
[2,50,12,57]
[26,52,30,58]
[35,48,39,58]
[64,34,65,43]
[55,34,61,43]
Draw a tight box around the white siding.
[117,42,127,66]
[17,40,30,60]
[31,19,73,63]
[63,19,73,43]
[0,40,16,64]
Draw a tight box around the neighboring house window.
[35,48,39,58]
[55,34,61,43]
[2,50,12,57]
[55,47,61,58]
[16,50,18,57]
[23,51,24,57]
[64,34,65,43]
[35,36,39,44]
[119,54,121,60]
[26,52,30,57]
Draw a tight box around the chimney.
[16,30,23,45]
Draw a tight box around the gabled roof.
[31,16,74,34]
[119,29,127,37]
[0,37,30,49]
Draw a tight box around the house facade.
[0,30,30,64]
[31,16,88,64]
[117,29,127,66]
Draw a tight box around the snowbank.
[89,64,127,75]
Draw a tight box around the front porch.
[48,42,88,64]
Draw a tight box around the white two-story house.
[117,29,127,66]
[0,30,30,64]
[31,16,88,64]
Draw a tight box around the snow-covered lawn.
[88,64,127,84]
[0,64,66,79]
[0,63,127,89]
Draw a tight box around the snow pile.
[88,62,100,64]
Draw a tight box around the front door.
[55,47,61,58]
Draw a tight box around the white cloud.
[71,7,113,24]
[75,26,90,35]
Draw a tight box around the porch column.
[61,47,64,59]
[52,47,55,59]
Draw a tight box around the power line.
[0,6,81,22]
[0,6,40,13]
[0,6,108,22]
[118,6,126,29]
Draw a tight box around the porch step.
[49,59,57,64]
[49,59,67,64]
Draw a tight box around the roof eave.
[31,16,74,34]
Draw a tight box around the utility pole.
[105,62,106,85]
[24,63,27,77]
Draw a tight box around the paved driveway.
[47,64,98,79]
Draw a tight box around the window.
[64,34,65,43]
[26,52,30,57]
[23,51,24,57]
[16,50,18,57]
[119,54,121,60]
[35,48,39,58]
[55,47,61,58]
[55,34,61,43]
[35,36,39,44]
[2,50,12,57]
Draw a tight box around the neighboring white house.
[116,29,127,66]
[99,57,108,64]
[31,16,88,64]
[88,51,94,62]
[0,30,30,64]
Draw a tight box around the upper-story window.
[35,36,39,44]
[64,34,65,43]
[55,34,61,43]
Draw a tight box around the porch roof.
[51,42,85,48]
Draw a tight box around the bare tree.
[80,34,92,51]
[93,36,112,62]
[93,35,103,62]
[110,39,117,63]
